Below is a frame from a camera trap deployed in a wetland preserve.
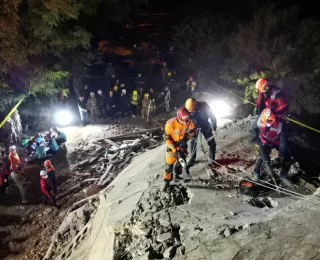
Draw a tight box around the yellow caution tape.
[0,100,23,128]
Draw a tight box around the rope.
[206,77,320,135]
[208,157,320,205]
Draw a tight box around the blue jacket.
[50,138,59,152]
[58,131,67,141]
[36,144,47,159]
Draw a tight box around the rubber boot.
[162,180,171,192]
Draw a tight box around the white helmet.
[122,89,126,94]
[9,146,16,152]
[40,170,48,178]
[98,90,102,94]
[90,92,95,96]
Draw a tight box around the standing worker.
[130,90,139,117]
[44,160,57,195]
[163,108,196,192]
[87,92,100,122]
[120,89,130,117]
[253,108,293,186]
[78,96,88,126]
[97,90,107,119]
[252,78,289,141]
[40,170,57,207]
[185,98,217,168]
[141,93,151,121]
[106,90,117,120]
[162,86,171,113]
[186,77,197,92]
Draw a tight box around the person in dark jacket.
[106,90,116,120]
[40,170,57,207]
[185,98,217,168]
[120,89,130,117]
[78,96,88,126]
[97,90,107,119]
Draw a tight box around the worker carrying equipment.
[252,78,289,141]
[185,98,217,168]
[253,108,293,187]
[162,108,196,192]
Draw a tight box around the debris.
[163,246,174,259]
[86,184,101,196]
[157,232,172,243]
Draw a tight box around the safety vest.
[257,116,283,146]
[131,94,138,105]
[264,88,288,113]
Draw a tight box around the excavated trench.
[113,186,191,260]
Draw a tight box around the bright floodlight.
[54,110,73,125]
[210,100,231,120]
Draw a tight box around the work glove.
[253,107,258,116]
[212,130,217,136]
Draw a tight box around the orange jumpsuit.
[164,117,196,181]
[9,152,21,171]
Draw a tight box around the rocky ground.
[39,116,320,260]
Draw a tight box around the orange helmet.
[44,160,52,166]
[261,108,276,125]
[185,98,197,112]
[255,78,268,93]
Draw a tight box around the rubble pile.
[113,186,190,260]
[71,127,163,194]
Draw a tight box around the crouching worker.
[52,127,67,145]
[35,142,47,164]
[44,160,57,195]
[253,108,293,187]
[40,170,57,207]
[163,108,196,192]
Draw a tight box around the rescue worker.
[163,108,196,191]
[87,92,100,122]
[130,90,139,117]
[120,89,130,117]
[78,96,88,126]
[40,170,57,207]
[9,146,27,203]
[253,108,293,186]
[46,134,59,154]
[141,93,151,121]
[9,146,21,172]
[106,90,116,120]
[186,77,197,91]
[52,127,67,145]
[252,78,289,141]
[35,142,47,163]
[44,160,57,195]
[97,90,107,119]
[162,86,171,113]
[185,98,217,168]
